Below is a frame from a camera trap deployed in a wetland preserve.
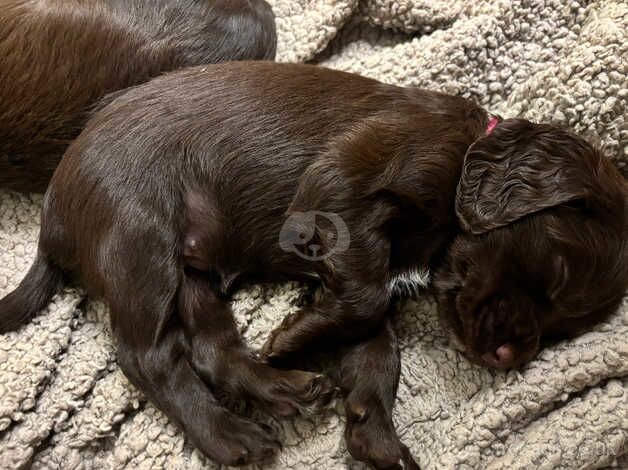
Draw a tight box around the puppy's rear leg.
[179,271,335,418]
[106,248,278,466]
[115,329,279,466]
[338,318,419,470]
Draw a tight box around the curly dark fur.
[437,118,627,368]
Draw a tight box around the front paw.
[196,410,280,466]
[260,313,300,360]
[268,371,338,418]
[260,327,282,360]
[344,396,419,470]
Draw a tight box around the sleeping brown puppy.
[0,0,276,193]
[1,62,626,468]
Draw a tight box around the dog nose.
[482,343,515,369]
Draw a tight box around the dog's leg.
[338,318,419,470]
[179,270,335,418]
[261,240,391,361]
[101,235,279,466]
[115,327,279,466]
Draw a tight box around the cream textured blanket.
[1,1,627,468]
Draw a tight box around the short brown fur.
[0,0,276,192]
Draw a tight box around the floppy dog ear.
[455,119,606,235]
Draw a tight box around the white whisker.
[388,268,430,298]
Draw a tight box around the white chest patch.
[388,268,431,298]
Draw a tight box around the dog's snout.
[481,343,515,369]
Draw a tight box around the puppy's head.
[434,118,627,369]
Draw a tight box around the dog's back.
[0,0,276,192]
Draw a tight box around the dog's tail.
[0,254,64,333]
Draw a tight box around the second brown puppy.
[0,0,276,192]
